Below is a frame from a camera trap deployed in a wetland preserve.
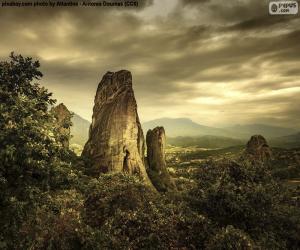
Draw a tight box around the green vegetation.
[189,161,300,249]
[0,53,77,249]
[1,54,299,249]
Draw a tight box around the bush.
[84,173,213,249]
[206,226,254,250]
[189,160,300,249]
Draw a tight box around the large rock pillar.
[82,70,151,185]
[146,127,176,192]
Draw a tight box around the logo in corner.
[269,1,298,15]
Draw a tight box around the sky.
[0,0,299,128]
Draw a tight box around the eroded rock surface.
[146,127,176,192]
[244,135,272,163]
[82,70,151,184]
[51,103,72,148]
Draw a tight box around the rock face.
[245,135,272,163]
[146,127,176,192]
[82,70,151,184]
[51,103,72,148]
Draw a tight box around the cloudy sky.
[0,0,299,128]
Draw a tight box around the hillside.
[270,132,300,148]
[70,113,90,146]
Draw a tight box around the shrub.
[190,160,300,249]
[206,225,254,250]
[84,173,213,249]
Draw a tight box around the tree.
[0,53,74,248]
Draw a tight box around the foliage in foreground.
[189,160,300,249]
[83,174,212,249]
[0,53,77,249]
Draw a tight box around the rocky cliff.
[82,70,151,184]
[244,135,272,163]
[51,103,72,148]
[146,127,176,192]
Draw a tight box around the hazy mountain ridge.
[142,117,297,140]
[70,113,90,146]
[270,132,300,148]
[224,124,297,139]
[142,118,230,138]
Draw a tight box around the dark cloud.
[226,15,298,31]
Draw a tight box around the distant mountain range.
[70,115,299,149]
[142,117,297,139]
[224,124,298,140]
[142,118,231,138]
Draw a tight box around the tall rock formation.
[51,103,72,148]
[244,135,272,163]
[146,127,176,192]
[82,70,151,185]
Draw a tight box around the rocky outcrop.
[51,103,72,148]
[146,127,176,192]
[244,135,272,163]
[82,70,152,185]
